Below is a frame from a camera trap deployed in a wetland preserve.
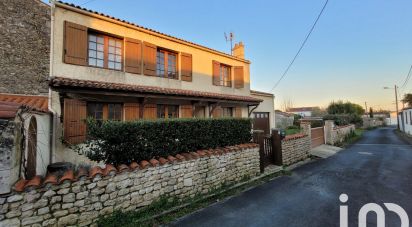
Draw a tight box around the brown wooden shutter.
[124,38,142,74]
[235,107,242,118]
[234,66,244,88]
[64,21,88,66]
[143,104,157,119]
[212,60,220,85]
[64,99,87,144]
[124,103,140,121]
[181,105,193,118]
[181,53,192,82]
[212,106,222,118]
[143,42,157,76]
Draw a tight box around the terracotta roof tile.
[59,170,75,183]
[89,166,103,178]
[25,176,42,189]
[14,179,28,192]
[139,160,150,169]
[167,155,177,163]
[103,164,117,175]
[158,157,169,165]
[117,164,129,172]
[76,167,89,179]
[149,159,159,167]
[0,94,48,114]
[50,77,262,103]
[129,162,139,170]
[43,174,58,185]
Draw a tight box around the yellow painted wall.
[52,5,251,97]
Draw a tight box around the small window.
[88,33,123,70]
[222,107,233,117]
[157,104,179,119]
[156,49,177,79]
[219,64,231,87]
[108,104,122,121]
[87,103,104,120]
[87,102,123,121]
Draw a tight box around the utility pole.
[364,102,368,116]
[395,85,400,130]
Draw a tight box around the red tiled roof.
[56,1,249,63]
[0,94,49,118]
[14,143,259,192]
[50,77,262,103]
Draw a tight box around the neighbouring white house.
[399,108,412,134]
[287,107,317,117]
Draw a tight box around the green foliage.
[83,118,252,164]
[402,93,412,107]
[323,114,363,126]
[326,101,365,115]
[293,114,302,126]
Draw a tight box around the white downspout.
[48,0,57,163]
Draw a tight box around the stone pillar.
[300,122,311,138]
[324,120,334,145]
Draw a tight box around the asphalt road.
[171,127,412,227]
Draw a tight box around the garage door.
[253,112,270,135]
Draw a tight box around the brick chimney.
[232,42,245,59]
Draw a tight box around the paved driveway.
[171,127,412,227]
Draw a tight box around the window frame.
[87,32,123,71]
[87,102,123,121]
[156,48,178,79]
[219,64,232,87]
[157,104,179,119]
[222,107,234,117]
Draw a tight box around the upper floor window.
[219,64,231,87]
[156,49,177,79]
[88,33,123,70]
[157,104,179,119]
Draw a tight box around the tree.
[281,98,294,112]
[326,101,365,116]
[402,94,412,107]
[311,107,327,117]
[369,107,374,118]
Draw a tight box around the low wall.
[326,124,355,145]
[0,144,259,227]
[362,117,384,129]
[281,134,311,165]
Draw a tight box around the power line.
[400,64,412,89]
[270,0,329,92]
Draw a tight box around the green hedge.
[83,118,252,164]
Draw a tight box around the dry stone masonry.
[0,144,259,226]
[281,134,311,165]
[0,0,50,95]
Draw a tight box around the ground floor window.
[157,105,179,119]
[222,107,233,117]
[87,102,123,121]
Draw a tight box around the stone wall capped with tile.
[0,144,259,227]
[281,134,311,165]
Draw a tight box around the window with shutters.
[156,49,177,79]
[87,102,123,121]
[157,104,179,119]
[222,107,233,117]
[219,64,231,87]
[88,33,123,70]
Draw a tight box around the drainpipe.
[48,0,57,164]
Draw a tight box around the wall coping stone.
[283,133,307,141]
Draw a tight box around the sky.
[51,0,412,111]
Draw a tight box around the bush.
[82,118,252,164]
[323,114,363,126]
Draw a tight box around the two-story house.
[47,1,275,164]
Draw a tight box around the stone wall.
[0,0,50,95]
[0,118,23,195]
[281,134,311,166]
[324,120,355,145]
[0,144,259,227]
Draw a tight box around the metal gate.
[311,127,325,148]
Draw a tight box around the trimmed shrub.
[82,118,252,164]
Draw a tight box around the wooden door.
[26,117,37,179]
[253,112,270,135]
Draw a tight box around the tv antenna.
[224,32,234,55]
